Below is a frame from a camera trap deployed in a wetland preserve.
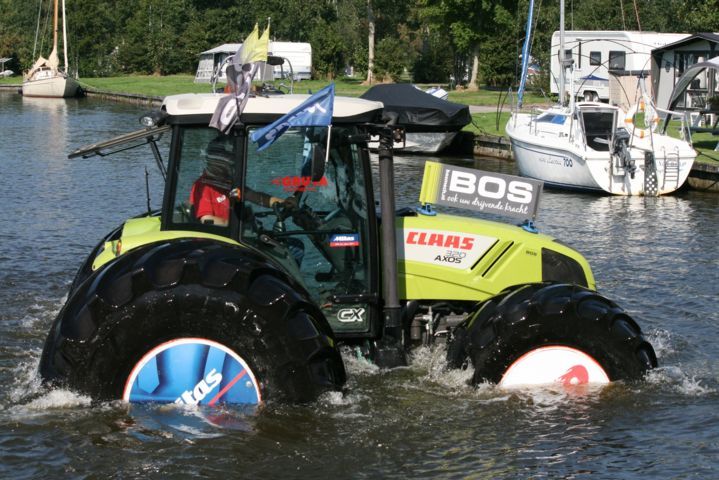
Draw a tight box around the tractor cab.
[69,93,387,338]
[165,123,380,336]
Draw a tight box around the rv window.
[564,49,572,60]
[608,51,625,71]
[589,51,601,66]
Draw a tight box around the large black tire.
[40,239,346,404]
[447,283,657,385]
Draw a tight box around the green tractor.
[39,93,656,406]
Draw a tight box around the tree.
[416,0,486,88]
[366,0,375,83]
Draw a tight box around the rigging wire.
[39,1,52,58]
[32,0,42,59]
[619,0,627,30]
[530,0,543,56]
[632,0,642,31]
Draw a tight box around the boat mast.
[517,0,535,109]
[47,0,60,70]
[62,0,69,73]
[559,0,565,107]
[53,0,59,51]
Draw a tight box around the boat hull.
[369,131,458,154]
[22,75,79,98]
[510,137,603,192]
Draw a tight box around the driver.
[190,138,286,226]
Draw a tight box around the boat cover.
[360,84,471,132]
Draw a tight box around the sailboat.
[506,0,696,195]
[23,0,79,98]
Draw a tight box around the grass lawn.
[3,72,548,107]
[6,72,715,167]
[691,132,719,165]
[77,75,371,97]
[463,112,512,137]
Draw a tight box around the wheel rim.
[122,338,262,405]
[499,345,610,388]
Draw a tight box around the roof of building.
[653,33,719,53]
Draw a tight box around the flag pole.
[325,125,332,164]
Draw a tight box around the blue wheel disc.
[122,338,262,405]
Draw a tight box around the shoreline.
[3,84,718,192]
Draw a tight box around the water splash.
[645,366,716,396]
[647,328,676,359]
[340,347,380,375]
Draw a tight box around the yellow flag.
[239,23,269,65]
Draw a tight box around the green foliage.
[374,37,411,82]
[0,0,714,85]
[412,32,453,83]
[308,18,345,78]
[476,1,520,87]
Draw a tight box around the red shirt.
[190,176,230,222]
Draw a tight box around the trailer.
[550,31,688,103]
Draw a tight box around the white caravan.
[550,31,688,102]
[195,42,312,84]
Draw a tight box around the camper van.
[550,31,688,102]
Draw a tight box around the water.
[1,91,718,478]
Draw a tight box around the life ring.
[625,100,659,139]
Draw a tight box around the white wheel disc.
[500,345,610,388]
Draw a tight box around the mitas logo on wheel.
[175,368,223,406]
[122,338,262,406]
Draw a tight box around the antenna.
[144,166,152,215]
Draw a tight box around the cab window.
[242,126,375,333]
[168,127,237,233]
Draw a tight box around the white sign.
[433,164,543,220]
[397,228,497,270]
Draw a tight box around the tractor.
[39,93,656,405]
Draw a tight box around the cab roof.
[162,93,384,124]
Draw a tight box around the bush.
[412,36,453,84]
[374,37,410,82]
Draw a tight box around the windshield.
[242,126,375,333]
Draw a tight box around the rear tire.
[40,240,346,404]
[447,283,657,386]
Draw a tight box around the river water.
[1,91,718,478]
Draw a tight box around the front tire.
[447,283,657,386]
[40,240,346,404]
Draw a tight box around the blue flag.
[251,83,334,152]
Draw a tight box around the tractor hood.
[395,212,595,301]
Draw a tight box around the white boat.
[360,84,471,154]
[23,0,79,98]
[506,0,696,196]
[507,102,696,195]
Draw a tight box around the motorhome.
[550,31,688,103]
